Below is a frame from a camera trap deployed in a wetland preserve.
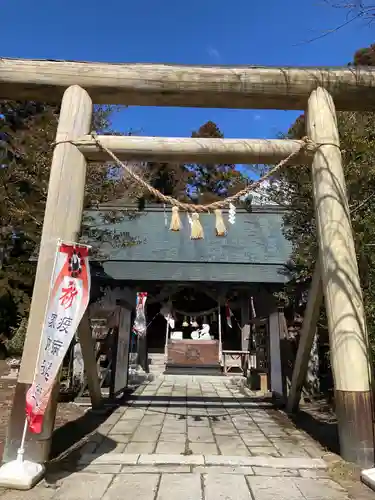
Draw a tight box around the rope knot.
[301,136,317,152]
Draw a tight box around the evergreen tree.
[189,121,247,204]
[0,102,142,338]
[265,44,375,357]
[145,120,247,204]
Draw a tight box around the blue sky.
[1,0,374,149]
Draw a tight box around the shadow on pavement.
[290,407,340,455]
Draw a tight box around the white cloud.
[253,114,261,121]
[207,46,221,62]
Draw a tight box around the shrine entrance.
[146,284,243,376]
[144,284,274,381]
[2,59,374,473]
[76,278,280,408]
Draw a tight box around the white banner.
[26,242,91,433]
[133,292,147,337]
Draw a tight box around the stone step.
[149,354,165,361]
[78,453,327,470]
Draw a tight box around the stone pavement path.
[0,376,370,499]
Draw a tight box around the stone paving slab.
[0,376,367,499]
[0,471,354,500]
[157,473,201,500]
[102,474,159,500]
[101,377,325,464]
[78,453,328,468]
[204,474,253,500]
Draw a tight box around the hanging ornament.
[133,292,148,337]
[170,206,181,231]
[187,213,193,227]
[215,209,226,236]
[191,317,198,328]
[228,203,236,225]
[182,316,189,327]
[160,301,175,329]
[190,213,204,240]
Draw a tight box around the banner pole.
[0,238,92,490]
[218,303,222,363]
[16,419,29,463]
[0,240,61,489]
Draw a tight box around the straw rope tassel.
[170,206,181,231]
[190,212,204,240]
[215,209,226,236]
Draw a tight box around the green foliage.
[266,102,375,358]
[0,102,142,340]
[144,121,247,204]
[6,318,28,356]
[352,44,375,66]
[189,121,247,204]
[0,103,247,345]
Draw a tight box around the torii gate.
[1,59,375,469]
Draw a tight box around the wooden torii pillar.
[306,87,374,468]
[3,85,98,464]
[286,265,322,413]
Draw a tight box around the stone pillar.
[306,332,320,396]
[72,340,85,390]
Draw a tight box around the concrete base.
[0,458,45,490]
[361,467,375,491]
[3,381,59,463]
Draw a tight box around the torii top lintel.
[1,57,375,110]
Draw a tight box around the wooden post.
[269,310,284,399]
[307,87,374,467]
[240,295,250,352]
[3,85,92,463]
[77,312,102,409]
[3,58,375,111]
[218,303,223,362]
[76,135,310,165]
[112,306,132,396]
[164,320,170,362]
[286,265,323,413]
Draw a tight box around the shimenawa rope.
[54,134,317,239]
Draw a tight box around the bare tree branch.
[295,0,374,46]
[293,10,363,45]
[323,0,375,20]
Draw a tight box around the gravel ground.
[0,361,85,459]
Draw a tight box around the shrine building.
[83,200,292,397]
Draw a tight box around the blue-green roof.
[82,204,291,284]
